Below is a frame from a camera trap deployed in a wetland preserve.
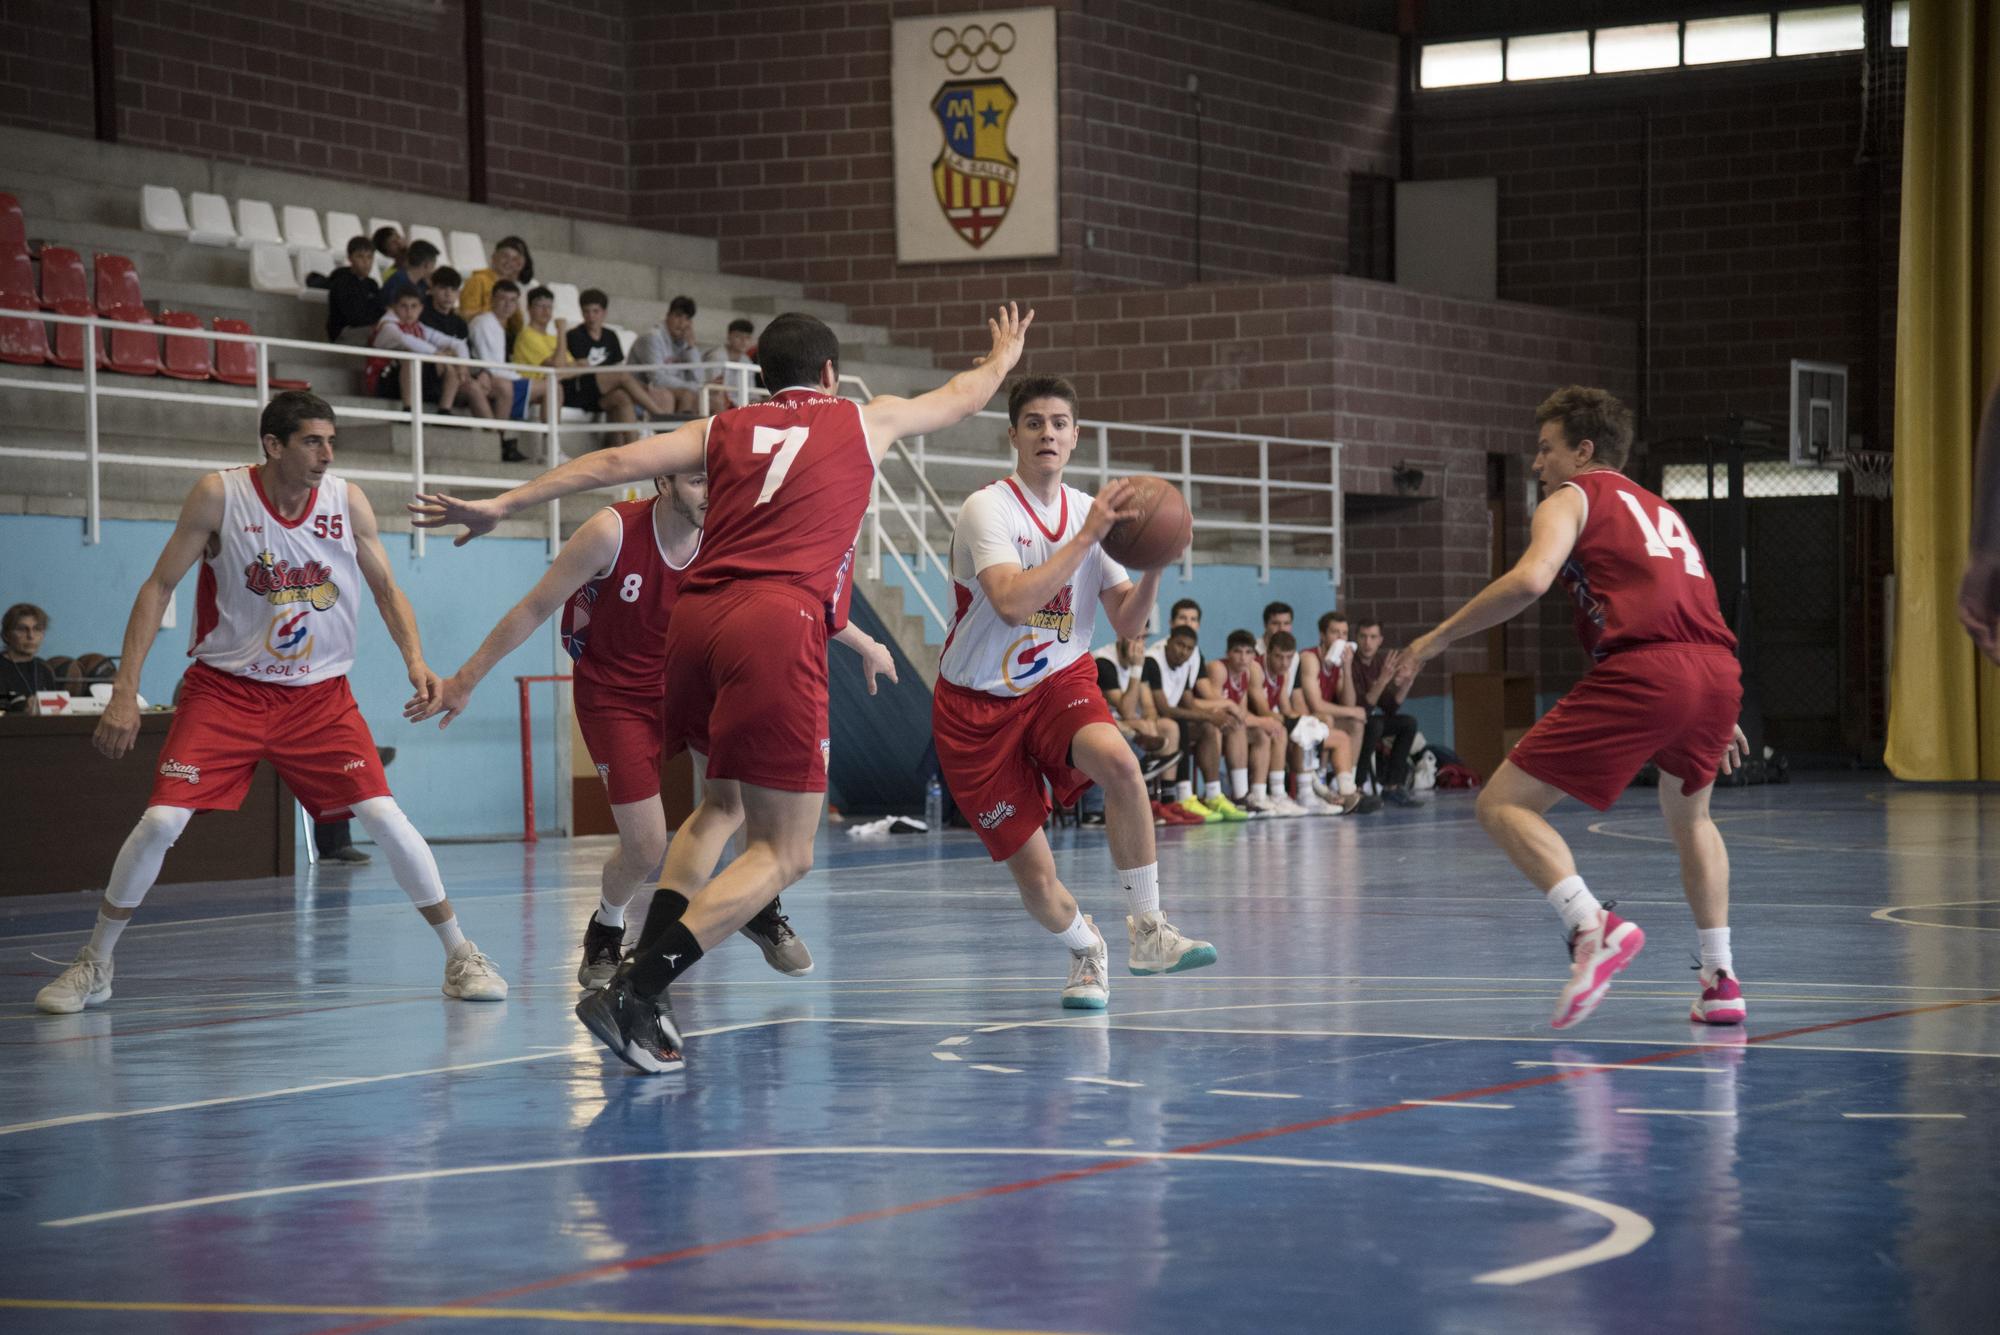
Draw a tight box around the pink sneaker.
[1552,909,1645,1029]
[1691,968,1747,1025]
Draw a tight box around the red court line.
[0,996,425,1046]
[304,990,2000,1335]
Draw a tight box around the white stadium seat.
[235,199,284,249]
[547,281,583,328]
[280,205,327,253]
[293,248,336,302]
[140,185,190,236]
[249,242,299,295]
[186,191,238,246]
[448,230,487,274]
[324,210,365,253]
[407,223,447,258]
[606,325,633,357]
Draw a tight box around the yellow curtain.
[1886,0,2000,780]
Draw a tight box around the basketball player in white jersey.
[35,392,506,1014]
[407,471,896,987]
[933,376,1215,1009]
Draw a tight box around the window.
[1660,461,1841,501]
[1420,38,1503,88]
[1776,5,1864,55]
[1891,1,1909,48]
[1506,30,1590,81]
[1594,22,1680,73]
[1684,13,1774,64]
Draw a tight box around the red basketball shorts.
[148,662,390,820]
[662,580,830,793]
[575,680,678,807]
[1506,644,1744,811]
[933,655,1119,861]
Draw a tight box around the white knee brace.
[104,806,195,910]
[351,797,448,909]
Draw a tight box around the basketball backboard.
[1789,359,1848,468]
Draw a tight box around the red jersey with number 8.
[1557,470,1736,662]
[687,388,874,630]
[560,497,696,694]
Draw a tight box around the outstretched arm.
[860,303,1034,455]
[1401,484,1585,681]
[408,419,708,545]
[832,622,899,696]
[93,474,225,760]
[351,487,439,713]
[406,508,623,728]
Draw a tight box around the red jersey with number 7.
[560,497,697,694]
[685,387,874,630]
[1557,470,1736,663]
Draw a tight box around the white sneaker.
[1242,793,1276,818]
[1293,789,1336,817]
[1268,792,1308,817]
[1062,917,1109,1010]
[1312,777,1339,804]
[1126,911,1218,975]
[36,945,113,1014]
[443,940,509,1001]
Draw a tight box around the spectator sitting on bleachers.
[371,289,471,414]
[372,225,406,277]
[706,316,760,409]
[1,602,58,709]
[380,238,438,307]
[628,294,704,416]
[458,235,533,332]
[412,268,495,423]
[325,235,384,345]
[1350,618,1424,807]
[467,279,531,461]
[565,289,676,445]
[514,284,570,388]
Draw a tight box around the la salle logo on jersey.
[244,550,339,611]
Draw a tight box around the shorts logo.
[159,759,200,785]
[1065,697,1092,709]
[820,738,832,771]
[342,758,368,772]
[265,609,314,661]
[1000,631,1056,694]
[977,799,1016,830]
[595,762,611,782]
[245,550,339,612]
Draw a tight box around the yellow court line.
[0,1299,1092,1335]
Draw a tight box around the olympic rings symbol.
[931,22,1015,75]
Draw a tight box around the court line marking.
[1869,901,2000,933]
[969,1065,1022,1075]
[39,1144,1653,1290]
[1067,1076,1143,1088]
[1206,1090,1301,1100]
[0,1298,1087,1335]
[1616,1108,1736,1118]
[1587,815,1999,862]
[1402,1099,1514,1110]
[1512,1061,1725,1074]
[929,1051,963,1063]
[1840,1112,1966,1121]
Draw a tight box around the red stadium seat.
[0,248,35,306]
[37,246,88,311]
[0,250,49,365]
[93,252,146,317]
[210,318,311,390]
[0,193,23,256]
[104,309,158,377]
[46,300,103,371]
[158,310,212,381]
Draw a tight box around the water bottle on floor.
[924,775,943,832]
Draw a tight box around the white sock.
[1175,779,1194,801]
[1337,770,1357,795]
[1056,911,1099,952]
[1545,875,1602,934]
[1698,927,1733,977]
[352,797,457,952]
[1229,767,1249,799]
[431,914,467,954]
[88,912,127,958]
[103,805,193,916]
[1268,776,1286,800]
[1204,778,1222,800]
[594,898,627,929]
[1119,863,1161,918]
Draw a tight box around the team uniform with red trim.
[561,497,697,806]
[934,477,1132,860]
[660,388,872,792]
[1506,469,1741,810]
[149,466,389,820]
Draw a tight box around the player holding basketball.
[405,472,895,986]
[1399,387,1749,1029]
[933,377,1216,1010]
[414,305,1035,1072]
[35,391,507,1015]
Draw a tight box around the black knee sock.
[636,888,691,954]
[627,921,702,997]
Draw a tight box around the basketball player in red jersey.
[1296,612,1371,814]
[407,471,896,986]
[1196,630,1296,816]
[34,392,507,1015]
[1400,387,1750,1030]
[413,305,1034,1071]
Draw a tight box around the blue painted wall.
[0,513,563,840]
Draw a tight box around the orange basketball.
[1100,475,1192,570]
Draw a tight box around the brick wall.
[1,0,93,139]
[483,0,630,221]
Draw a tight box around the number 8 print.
[620,573,644,602]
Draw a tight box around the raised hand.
[970,301,1036,374]
[409,492,505,546]
[1081,478,1139,543]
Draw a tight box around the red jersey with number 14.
[560,498,697,693]
[1557,470,1736,663]
[686,387,874,630]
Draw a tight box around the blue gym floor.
[2,777,1996,1334]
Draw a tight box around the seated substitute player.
[414,304,1037,1073]
[933,376,1216,1009]
[1399,386,1749,1029]
[1197,629,1298,816]
[1297,611,1372,814]
[35,392,506,1014]
[1145,625,1244,823]
[1258,630,1335,815]
[1094,634,1198,826]
[407,471,895,986]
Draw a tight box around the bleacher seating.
[547,281,584,328]
[0,192,23,254]
[447,230,486,274]
[0,250,49,366]
[293,248,335,299]
[93,253,146,316]
[235,199,285,250]
[281,205,326,253]
[158,310,212,381]
[37,246,88,310]
[211,317,310,391]
[250,242,299,295]
[186,192,238,247]
[140,185,189,237]
[324,209,364,252]
[408,223,447,257]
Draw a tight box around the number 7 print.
[751,425,811,505]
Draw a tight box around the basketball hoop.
[1846,449,1893,500]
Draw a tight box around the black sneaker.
[500,437,527,463]
[1383,786,1427,808]
[575,972,684,1073]
[1353,793,1384,814]
[739,899,814,976]
[576,915,626,990]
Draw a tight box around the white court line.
[34,1144,1653,1286]
[1841,1112,1966,1120]
[1588,816,1998,862]
[1068,1076,1144,1088]
[929,1051,963,1062]
[1103,1137,1136,1147]
[936,1035,973,1046]
[1617,1108,1736,1118]
[1513,1061,1725,1074]
[1870,901,2000,933]
[1402,1099,1514,1110]
[1207,1089,1301,1100]
[970,1064,1022,1074]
